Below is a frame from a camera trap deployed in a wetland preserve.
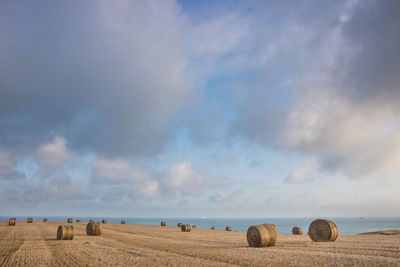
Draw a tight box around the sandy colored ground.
[0,221,399,266]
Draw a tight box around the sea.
[2,216,400,235]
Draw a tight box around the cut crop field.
[0,221,399,266]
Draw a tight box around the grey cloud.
[0,175,92,205]
[342,0,400,104]
[0,0,192,157]
[0,152,25,180]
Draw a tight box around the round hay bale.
[121,220,126,224]
[192,225,196,228]
[177,222,182,227]
[161,221,166,226]
[76,219,82,223]
[102,219,107,224]
[292,226,303,235]
[247,223,277,247]
[67,218,73,223]
[226,226,232,231]
[57,225,74,240]
[43,218,48,222]
[211,226,215,230]
[9,218,16,226]
[86,221,103,236]
[181,224,191,232]
[308,219,338,242]
[27,218,33,223]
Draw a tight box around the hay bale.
[181,224,191,232]
[43,218,48,222]
[57,225,74,240]
[177,222,182,227]
[308,219,338,242]
[76,219,82,223]
[192,225,196,228]
[247,223,277,247]
[9,218,16,226]
[226,226,232,231]
[67,218,73,223]
[121,220,126,224]
[292,226,303,235]
[86,221,103,236]
[102,219,107,224]
[161,221,166,226]
[211,226,215,230]
[27,218,33,223]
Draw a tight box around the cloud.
[265,194,280,202]
[137,180,159,198]
[41,175,88,200]
[0,151,25,180]
[284,161,315,183]
[91,156,142,185]
[161,162,217,196]
[209,190,242,203]
[36,136,73,167]
[91,157,225,199]
[91,156,159,199]
[0,174,91,205]
[0,0,193,157]
[209,192,230,203]
[232,0,400,179]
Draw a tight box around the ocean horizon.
[2,216,399,235]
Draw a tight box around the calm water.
[2,216,400,235]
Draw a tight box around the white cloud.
[91,156,141,184]
[91,156,159,199]
[161,162,217,196]
[138,180,159,198]
[284,161,315,183]
[36,136,73,167]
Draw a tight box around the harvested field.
[0,221,399,266]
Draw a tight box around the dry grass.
[247,223,277,247]
[308,219,338,242]
[0,221,399,266]
[56,225,74,240]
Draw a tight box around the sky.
[1,0,399,218]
